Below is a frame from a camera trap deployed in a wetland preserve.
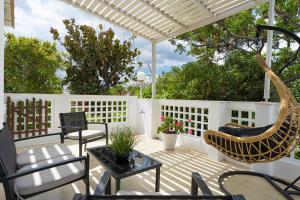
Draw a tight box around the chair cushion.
[67,130,105,140]
[15,155,84,195]
[218,124,273,137]
[16,144,73,168]
[117,191,190,196]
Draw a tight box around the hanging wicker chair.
[203,54,300,163]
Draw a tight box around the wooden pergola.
[0,0,275,128]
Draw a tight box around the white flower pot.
[161,133,178,150]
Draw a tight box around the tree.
[4,33,64,93]
[170,0,300,101]
[50,19,141,95]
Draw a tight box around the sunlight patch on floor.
[6,136,295,200]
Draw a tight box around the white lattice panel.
[70,100,127,123]
[160,104,209,137]
[230,110,255,127]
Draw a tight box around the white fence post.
[137,99,160,138]
[206,101,229,161]
[254,102,278,127]
[51,95,70,133]
[127,96,140,133]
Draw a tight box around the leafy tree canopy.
[87,1,300,102]
[50,19,141,95]
[166,0,300,101]
[4,33,64,93]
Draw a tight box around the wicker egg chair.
[203,54,300,163]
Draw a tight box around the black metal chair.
[72,171,246,200]
[0,124,90,200]
[59,112,108,157]
[218,171,300,199]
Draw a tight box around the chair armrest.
[5,156,88,180]
[94,171,111,195]
[14,132,61,142]
[191,172,213,196]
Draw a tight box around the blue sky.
[5,0,195,75]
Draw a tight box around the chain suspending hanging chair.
[203,25,300,199]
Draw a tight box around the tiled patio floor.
[1,136,298,200]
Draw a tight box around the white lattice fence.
[230,109,256,127]
[70,100,127,123]
[159,100,211,137]
[5,94,139,134]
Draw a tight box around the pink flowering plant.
[157,116,183,134]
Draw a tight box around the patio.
[2,135,299,200]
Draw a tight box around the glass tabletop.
[87,146,162,178]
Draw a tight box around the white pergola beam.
[4,0,14,27]
[95,0,166,37]
[264,0,275,101]
[154,0,268,42]
[191,0,214,17]
[0,0,4,129]
[139,0,188,29]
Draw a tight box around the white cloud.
[5,0,195,74]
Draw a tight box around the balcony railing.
[4,93,300,182]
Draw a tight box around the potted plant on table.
[157,116,183,150]
[109,126,138,163]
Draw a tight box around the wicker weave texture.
[203,54,300,163]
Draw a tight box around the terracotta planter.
[161,133,178,150]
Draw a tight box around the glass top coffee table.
[86,146,162,194]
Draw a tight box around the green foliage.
[169,0,300,102]
[50,19,141,95]
[154,52,265,101]
[108,84,153,98]
[109,127,138,157]
[157,116,183,134]
[106,85,127,95]
[156,58,224,100]
[222,52,265,101]
[4,33,64,93]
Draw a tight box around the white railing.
[4,93,299,165]
[227,101,256,127]
[159,99,211,137]
[4,93,139,135]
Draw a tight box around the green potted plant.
[157,116,183,150]
[109,126,137,162]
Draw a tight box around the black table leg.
[155,167,160,192]
[116,178,121,193]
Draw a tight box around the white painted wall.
[136,99,160,138]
